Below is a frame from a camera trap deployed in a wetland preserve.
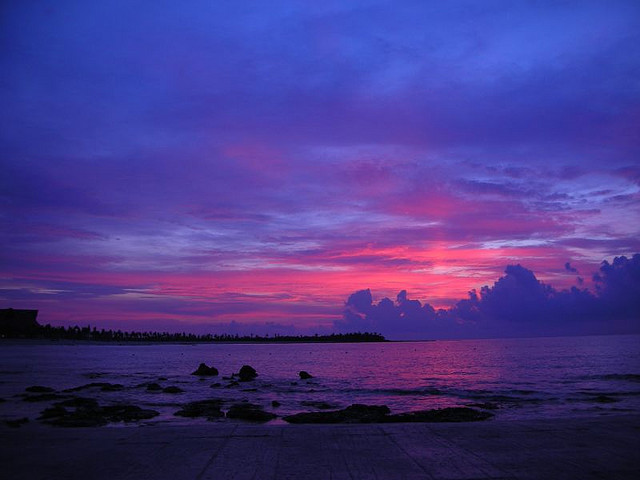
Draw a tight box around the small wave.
[379,387,443,396]
[463,391,545,404]
[579,373,640,382]
[82,372,108,379]
[512,389,537,395]
[354,387,443,396]
[600,374,640,383]
[577,390,640,398]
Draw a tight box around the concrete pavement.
[1,415,639,479]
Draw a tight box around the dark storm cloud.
[338,255,640,339]
[593,254,640,319]
[337,288,439,339]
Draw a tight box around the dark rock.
[226,403,276,422]
[158,377,168,381]
[64,382,97,392]
[284,404,391,424]
[601,374,640,382]
[5,417,29,428]
[23,393,68,402]
[237,365,258,381]
[386,407,493,423]
[299,371,313,380]
[191,363,219,376]
[174,399,224,420]
[162,386,184,394]
[25,386,55,393]
[65,382,124,392]
[0,398,5,403]
[39,402,158,427]
[39,405,68,420]
[100,405,159,422]
[55,397,99,408]
[146,383,163,392]
[467,402,500,410]
[593,395,619,403]
[210,383,222,388]
[283,405,492,424]
[100,383,124,392]
[241,388,258,392]
[301,401,340,410]
[45,411,107,427]
[271,400,281,408]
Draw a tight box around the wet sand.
[1,414,639,479]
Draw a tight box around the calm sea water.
[1,334,639,425]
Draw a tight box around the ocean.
[1,334,639,425]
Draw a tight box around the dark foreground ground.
[1,415,639,479]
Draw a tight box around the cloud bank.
[338,255,640,339]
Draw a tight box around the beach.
[1,337,639,478]
[2,414,639,479]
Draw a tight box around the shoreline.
[0,338,392,346]
[2,414,639,479]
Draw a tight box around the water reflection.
[0,334,638,425]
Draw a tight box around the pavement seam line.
[381,425,435,480]
[428,426,513,479]
[334,428,355,480]
[195,425,238,480]
[272,425,283,480]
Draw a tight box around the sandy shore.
[2,414,639,479]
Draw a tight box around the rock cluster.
[174,399,276,422]
[39,398,158,427]
[386,407,493,423]
[22,393,68,402]
[25,386,55,393]
[65,382,124,392]
[191,363,219,376]
[4,417,29,428]
[300,400,339,410]
[163,386,184,394]
[237,365,258,381]
[284,405,493,424]
[284,404,391,424]
[174,399,225,420]
[226,403,276,422]
[19,362,495,429]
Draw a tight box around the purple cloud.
[338,256,640,339]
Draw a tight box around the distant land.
[0,308,386,343]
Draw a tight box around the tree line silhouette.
[4,322,387,343]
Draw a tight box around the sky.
[1,0,639,339]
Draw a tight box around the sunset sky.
[2,1,639,337]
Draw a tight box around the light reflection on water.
[1,334,639,425]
